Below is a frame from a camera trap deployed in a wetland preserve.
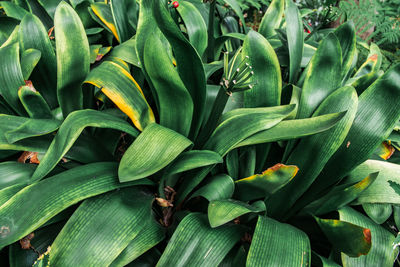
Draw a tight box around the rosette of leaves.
[0,0,400,266]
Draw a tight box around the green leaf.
[54,1,90,117]
[110,219,165,267]
[235,163,298,201]
[20,48,41,80]
[85,61,155,131]
[0,114,60,144]
[109,38,140,67]
[285,0,303,83]
[0,42,26,115]
[246,216,311,266]
[235,112,345,148]
[304,172,379,215]
[0,1,29,20]
[208,199,265,228]
[363,203,393,224]
[119,123,192,182]
[258,0,284,38]
[334,21,357,82]
[297,33,342,119]
[0,162,35,190]
[339,207,398,266]
[268,86,358,219]
[31,109,139,182]
[315,217,371,257]
[18,85,53,119]
[90,3,120,41]
[0,184,26,207]
[311,252,341,267]
[110,0,134,43]
[242,30,282,108]
[157,213,243,267]
[32,247,51,267]
[50,187,153,266]
[222,0,247,33]
[190,174,235,202]
[0,163,150,249]
[354,43,382,78]
[298,63,400,209]
[177,0,208,57]
[19,13,58,108]
[152,0,206,139]
[143,33,194,136]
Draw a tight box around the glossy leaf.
[109,38,140,67]
[20,48,41,80]
[235,163,298,201]
[157,213,243,267]
[31,109,139,182]
[85,61,155,131]
[208,199,265,228]
[222,0,247,33]
[50,187,153,266]
[177,0,207,57]
[242,30,282,108]
[143,33,194,136]
[354,43,382,78]
[334,21,357,81]
[285,0,303,83]
[90,3,119,41]
[0,162,35,190]
[339,207,398,266]
[110,0,134,43]
[246,216,311,266]
[0,163,150,249]
[268,86,358,218]
[119,123,192,182]
[258,0,284,38]
[315,217,371,257]
[19,13,58,108]
[54,1,90,117]
[363,203,393,224]
[235,112,345,148]
[190,174,235,202]
[18,85,53,119]
[0,1,29,20]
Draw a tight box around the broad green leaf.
[235,163,298,201]
[246,216,311,266]
[54,1,90,117]
[315,217,371,257]
[235,112,345,148]
[0,163,150,249]
[110,219,165,267]
[85,61,155,131]
[205,105,295,156]
[143,33,194,136]
[18,85,53,119]
[0,162,35,190]
[345,160,400,204]
[119,123,192,182]
[177,0,208,57]
[334,21,356,82]
[304,172,378,215]
[90,3,119,41]
[363,203,393,224]
[190,174,235,201]
[242,30,282,108]
[208,199,265,228]
[0,1,28,20]
[153,0,206,139]
[157,213,243,267]
[285,0,303,83]
[269,86,358,218]
[109,38,140,67]
[31,109,139,182]
[339,207,398,266]
[0,42,26,115]
[307,64,400,205]
[297,33,342,119]
[0,184,26,207]
[19,13,58,108]
[354,43,382,78]
[0,114,60,144]
[20,48,41,80]
[50,187,153,266]
[258,0,284,38]
[351,71,382,95]
[110,0,134,43]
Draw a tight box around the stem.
[207,0,217,62]
[196,86,230,148]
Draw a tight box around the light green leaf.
[258,0,284,38]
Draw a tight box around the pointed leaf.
[258,0,284,38]
[190,174,234,202]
